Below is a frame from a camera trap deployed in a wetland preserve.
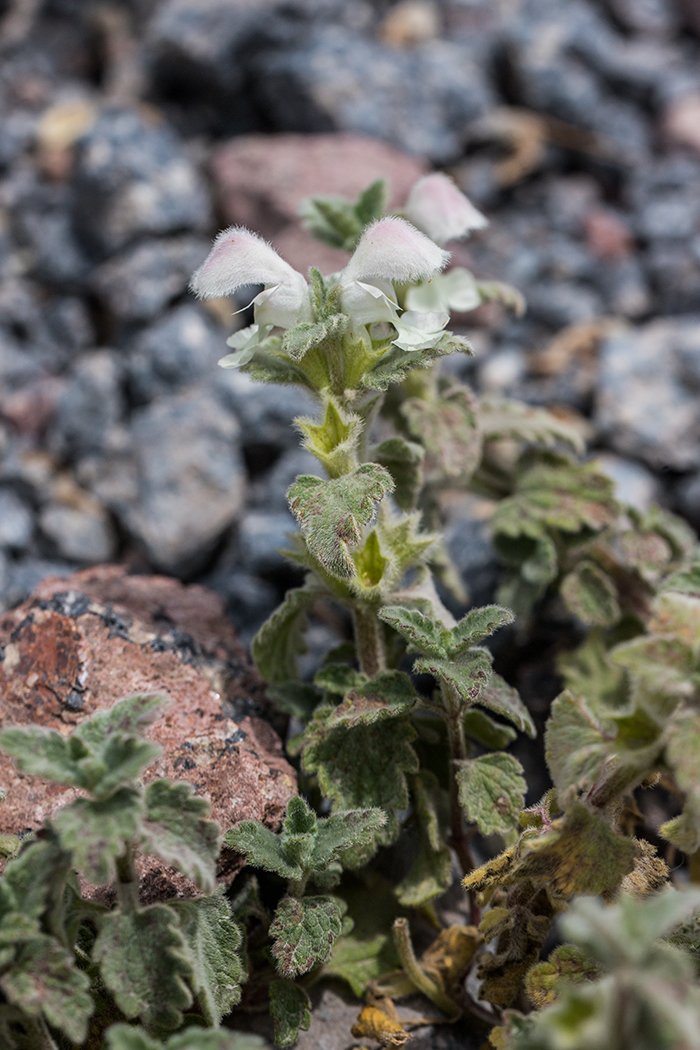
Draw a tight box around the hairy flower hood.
[342,216,450,284]
[404,173,488,246]
[190,226,312,328]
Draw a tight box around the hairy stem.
[115,847,140,913]
[392,918,459,1019]
[352,604,386,678]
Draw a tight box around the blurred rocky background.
[0,0,699,651]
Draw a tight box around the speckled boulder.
[0,565,296,898]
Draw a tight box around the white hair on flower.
[190,226,311,328]
[342,216,450,285]
[404,173,488,246]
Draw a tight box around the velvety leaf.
[463,708,517,750]
[0,934,93,1043]
[478,398,584,453]
[224,820,303,881]
[545,691,613,806]
[171,894,245,1025]
[364,343,452,391]
[558,630,627,709]
[324,873,401,996]
[287,464,394,579]
[355,179,387,227]
[252,583,321,685]
[106,1027,161,1050]
[297,397,361,476]
[414,647,494,706]
[378,605,449,658]
[311,809,387,872]
[324,670,419,728]
[517,802,638,898]
[52,788,143,885]
[0,728,82,788]
[270,895,346,978]
[314,663,366,696]
[270,980,311,1046]
[373,513,437,590]
[141,779,220,894]
[282,314,349,362]
[561,561,621,627]
[94,906,193,1031]
[238,344,314,389]
[3,832,72,923]
[456,753,527,837]
[450,605,514,653]
[373,436,424,511]
[401,386,481,484]
[665,711,700,852]
[299,194,363,251]
[302,716,419,846]
[476,673,536,737]
[396,772,452,906]
[106,1027,268,1050]
[525,945,601,1008]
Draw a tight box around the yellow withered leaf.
[351,1005,410,1048]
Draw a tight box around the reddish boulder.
[210,132,428,273]
[0,566,296,896]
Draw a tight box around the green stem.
[441,684,480,925]
[352,604,386,678]
[326,330,346,399]
[392,918,459,1019]
[115,847,140,913]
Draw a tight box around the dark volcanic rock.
[0,565,297,896]
[127,303,223,405]
[48,350,127,464]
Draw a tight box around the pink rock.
[663,93,700,159]
[584,206,634,261]
[210,132,428,273]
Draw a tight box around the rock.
[252,27,492,162]
[440,492,501,612]
[676,470,700,531]
[236,509,297,580]
[4,558,78,611]
[10,180,90,290]
[250,446,320,511]
[92,235,208,323]
[39,498,118,564]
[83,386,246,574]
[48,350,126,464]
[210,132,427,273]
[592,453,659,512]
[0,565,297,896]
[72,106,211,257]
[127,303,223,405]
[664,93,700,159]
[636,193,700,241]
[214,368,315,470]
[526,281,603,328]
[584,206,634,261]
[0,487,34,551]
[602,0,679,36]
[595,317,700,470]
[218,571,279,644]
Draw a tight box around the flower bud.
[404,173,488,245]
[342,217,449,286]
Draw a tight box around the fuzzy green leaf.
[545,691,614,806]
[324,670,419,728]
[414,647,494,706]
[396,772,452,906]
[270,895,346,978]
[401,386,481,484]
[456,753,527,837]
[302,716,418,846]
[463,708,517,750]
[141,779,220,894]
[314,663,366,696]
[561,561,621,627]
[478,398,584,453]
[299,195,363,251]
[237,344,314,389]
[324,873,401,995]
[252,583,322,685]
[287,464,394,579]
[450,605,515,653]
[355,179,387,227]
[1,694,167,799]
[106,1027,268,1050]
[379,604,449,658]
[476,673,536,737]
[0,934,93,1043]
[297,398,361,477]
[282,314,349,362]
[364,343,453,391]
[373,437,424,512]
[2,832,72,924]
[171,894,245,1025]
[664,711,700,853]
[311,809,387,871]
[224,820,303,881]
[94,905,193,1031]
[270,979,312,1046]
[52,788,143,885]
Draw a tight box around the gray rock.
[93,236,208,324]
[127,303,223,404]
[49,351,126,463]
[10,182,90,290]
[72,107,211,257]
[221,571,279,643]
[236,510,297,578]
[595,318,700,470]
[253,27,492,161]
[593,453,659,512]
[645,244,700,313]
[676,471,700,532]
[3,558,77,612]
[442,493,502,612]
[637,194,700,242]
[214,368,315,465]
[86,386,246,574]
[602,0,679,36]
[250,447,321,510]
[526,281,603,328]
[0,488,33,551]
[39,502,118,564]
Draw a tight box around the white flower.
[342,216,450,285]
[404,173,488,245]
[190,226,311,329]
[404,268,481,314]
[218,323,270,368]
[391,310,450,351]
[340,277,400,327]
